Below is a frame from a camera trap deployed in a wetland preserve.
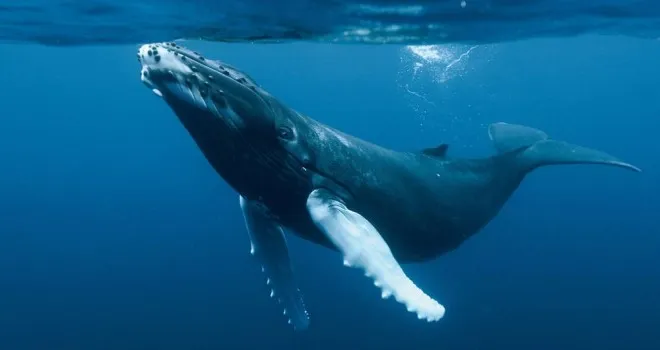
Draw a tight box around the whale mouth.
[137,42,269,118]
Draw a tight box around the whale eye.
[277,126,294,141]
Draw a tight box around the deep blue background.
[0,36,658,350]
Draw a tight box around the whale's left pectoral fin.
[306,189,445,322]
[239,196,310,331]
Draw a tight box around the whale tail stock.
[488,122,641,173]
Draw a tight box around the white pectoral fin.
[306,189,445,322]
[239,196,310,331]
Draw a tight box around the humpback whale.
[136,42,641,330]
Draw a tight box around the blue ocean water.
[2,0,660,45]
[1,3,660,350]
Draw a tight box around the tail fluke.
[488,122,641,173]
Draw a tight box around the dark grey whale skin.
[140,42,640,263]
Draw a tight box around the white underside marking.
[306,189,445,322]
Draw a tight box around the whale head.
[137,42,314,195]
[137,42,277,131]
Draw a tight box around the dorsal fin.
[421,144,449,158]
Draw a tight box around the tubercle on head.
[137,42,266,101]
[138,43,193,76]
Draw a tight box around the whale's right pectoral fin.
[306,188,445,322]
[239,196,310,331]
